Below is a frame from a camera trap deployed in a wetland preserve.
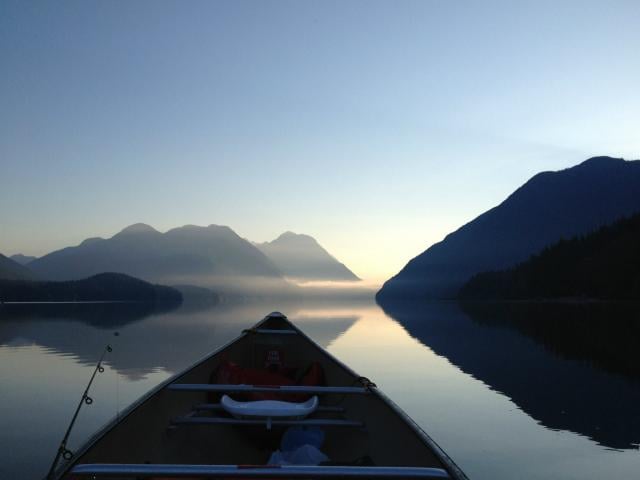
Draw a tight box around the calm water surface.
[1,299,639,479]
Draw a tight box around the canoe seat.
[221,394,319,419]
[194,402,345,414]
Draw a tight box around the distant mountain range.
[0,254,35,281]
[13,224,356,296]
[26,223,286,295]
[377,156,640,301]
[256,232,360,282]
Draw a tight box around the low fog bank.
[164,274,377,303]
[291,279,378,301]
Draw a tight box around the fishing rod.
[46,343,112,480]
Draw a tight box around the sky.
[1,0,639,283]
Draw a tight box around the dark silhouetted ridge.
[377,156,640,301]
[0,272,182,303]
[460,212,640,300]
[80,237,105,246]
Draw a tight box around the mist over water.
[1,299,639,480]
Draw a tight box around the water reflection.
[0,302,179,329]
[0,301,360,379]
[380,300,640,450]
[3,299,640,480]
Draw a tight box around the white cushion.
[220,394,319,418]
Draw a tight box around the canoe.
[50,312,468,479]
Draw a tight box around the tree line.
[459,212,640,300]
[0,272,182,303]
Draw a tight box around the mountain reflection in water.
[381,300,640,450]
[0,301,359,380]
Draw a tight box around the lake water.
[1,299,639,479]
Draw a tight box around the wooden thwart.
[172,416,363,428]
[168,384,370,395]
[245,328,298,335]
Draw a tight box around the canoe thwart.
[168,384,371,395]
[243,328,298,335]
[171,416,365,429]
[70,463,451,478]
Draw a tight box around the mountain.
[28,223,290,295]
[377,156,640,301]
[0,272,182,303]
[10,254,37,265]
[460,212,640,300]
[256,232,360,282]
[0,254,36,281]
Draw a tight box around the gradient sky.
[1,1,639,283]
